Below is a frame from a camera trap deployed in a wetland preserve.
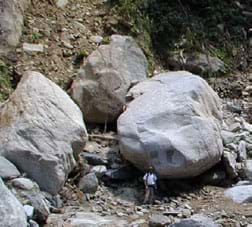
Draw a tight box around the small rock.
[245,160,252,180]
[90,165,107,178]
[229,123,241,132]
[28,220,39,227]
[169,214,219,227]
[23,205,34,219]
[149,214,171,227]
[238,140,247,162]
[23,43,44,53]
[0,156,20,179]
[90,35,103,44]
[11,178,36,190]
[62,41,73,49]
[55,0,68,8]
[81,152,108,165]
[223,151,238,178]
[221,130,236,145]
[78,172,99,194]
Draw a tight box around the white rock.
[90,165,107,178]
[245,160,252,180]
[55,0,68,8]
[118,71,223,178]
[23,205,34,218]
[90,35,103,44]
[23,43,44,53]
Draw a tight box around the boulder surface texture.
[0,0,30,54]
[71,35,148,123]
[0,71,87,194]
[118,71,223,178]
[0,178,27,227]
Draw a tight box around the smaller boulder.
[11,177,36,190]
[223,151,238,179]
[0,156,20,180]
[78,173,99,194]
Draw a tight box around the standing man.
[143,166,157,204]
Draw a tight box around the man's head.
[149,166,153,173]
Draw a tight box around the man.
[143,166,157,204]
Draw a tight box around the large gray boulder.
[118,71,223,178]
[0,0,30,54]
[0,71,87,195]
[71,35,148,123]
[0,178,27,227]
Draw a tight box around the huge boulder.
[0,0,30,54]
[118,71,223,178]
[0,178,27,227]
[0,71,87,195]
[71,35,148,123]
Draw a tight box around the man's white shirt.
[143,173,157,186]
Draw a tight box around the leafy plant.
[0,61,13,102]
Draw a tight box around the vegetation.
[107,0,249,73]
[0,61,13,102]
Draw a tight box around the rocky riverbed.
[0,0,252,227]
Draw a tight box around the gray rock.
[0,178,27,227]
[14,188,50,223]
[224,185,252,203]
[245,160,252,180]
[0,0,30,54]
[238,140,247,162]
[28,220,39,227]
[229,122,241,132]
[223,151,238,178]
[78,172,99,194]
[149,214,171,227]
[168,52,225,76]
[0,71,87,195]
[71,35,148,123]
[11,177,36,190]
[82,152,108,165]
[169,214,219,227]
[0,156,20,179]
[90,165,107,178]
[118,71,223,178]
[221,130,236,145]
[242,121,252,133]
